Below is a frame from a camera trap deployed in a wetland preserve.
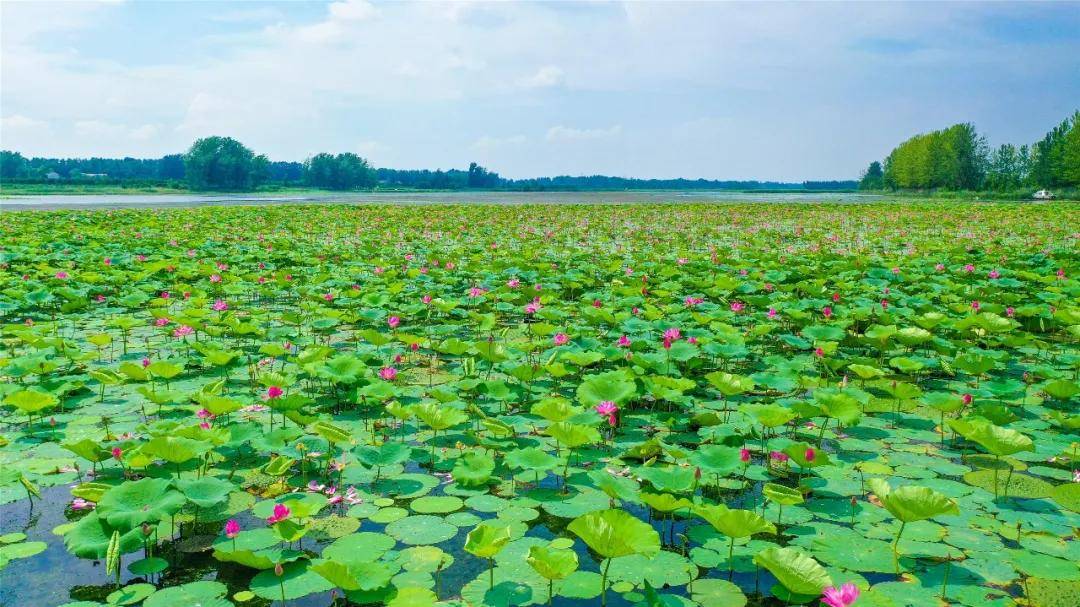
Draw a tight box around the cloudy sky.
[2,1,1078,181]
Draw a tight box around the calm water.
[0,190,882,211]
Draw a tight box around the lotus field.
[2,201,1080,607]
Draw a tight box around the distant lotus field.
[1,201,1079,607]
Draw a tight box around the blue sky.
[2,1,1078,181]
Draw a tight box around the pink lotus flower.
[988,269,1000,279]
[769,451,789,463]
[663,328,681,341]
[323,292,334,301]
[1006,307,1015,317]
[71,498,94,511]
[595,401,618,426]
[212,299,228,311]
[617,335,632,348]
[55,271,69,280]
[592,299,602,308]
[266,503,291,524]
[971,300,980,311]
[805,448,816,462]
[814,347,825,358]
[507,278,520,288]
[422,294,432,304]
[963,264,975,273]
[730,301,745,313]
[155,317,170,327]
[307,480,325,492]
[934,263,945,271]
[111,447,123,461]
[880,299,888,310]
[891,267,900,275]
[209,274,222,283]
[224,519,240,539]
[822,306,833,319]
[767,308,778,319]
[684,296,703,307]
[821,583,860,607]
[553,333,569,346]
[525,300,542,314]
[141,357,151,367]
[103,257,112,266]
[196,408,213,419]
[379,367,398,381]
[173,325,194,338]
[388,316,400,329]
[739,448,751,463]
[266,386,284,399]
[962,393,973,405]
[832,292,841,302]
[468,287,485,298]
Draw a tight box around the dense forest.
[859,111,1080,192]
[1,140,854,192]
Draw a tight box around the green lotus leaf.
[452,451,496,487]
[576,370,637,407]
[97,478,187,529]
[175,476,234,508]
[868,478,959,523]
[752,546,832,596]
[763,483,805,506]
[523,544,578,582]
[143,581,229,607]
[464,523,512,559]
[567,509,660,559]
[693,503,776,538]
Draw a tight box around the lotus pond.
[0,202,1078,607]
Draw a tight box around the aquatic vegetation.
[0,201,1077,607]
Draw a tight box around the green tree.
[183,136,267,191]
[858,161,884,190]
[304,153,376,190]
[0,150,27,179]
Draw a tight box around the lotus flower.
[730,301,745,312]
[379,367,398,381]
[821,583,860,607]
[267,386,284,399]
[388,316,400,328]
[617,335,631,348]
[224,519,240,539]
[173,325,193,338]
[553,333,569,346]
[71,498,94,511]
[805,448,816,462]
[266,503,291,524]
[595,401,618,426]
[739,448,751,463]
[212,299,228,311]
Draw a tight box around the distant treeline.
[1,139,855,192]
[859,110,1080,192]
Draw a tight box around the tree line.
[860,110,1080,192]
[2,135,859,192]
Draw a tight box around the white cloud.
[472,135,527,149]
[518,65,564,89]
[128,124,159,140]
[355,140,386,159]
[1,114,46,130]
[546,125,623,142]
[329,0,377,21]
[74,119,126,138]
